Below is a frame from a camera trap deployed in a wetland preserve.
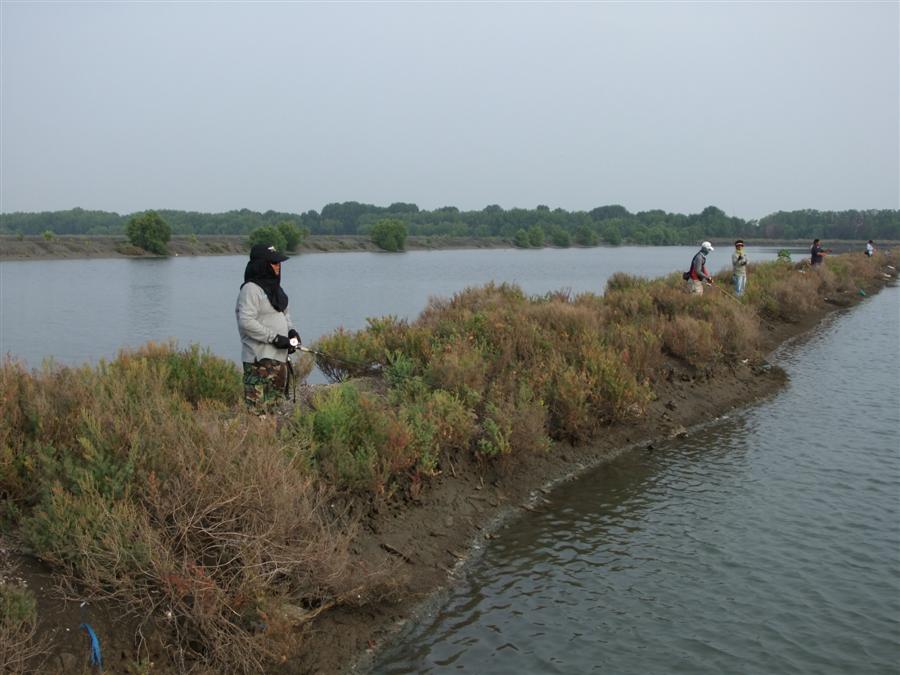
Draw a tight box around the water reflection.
[127,259,174,345]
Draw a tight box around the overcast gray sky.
[1,1,897,219]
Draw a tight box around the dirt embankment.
[5,264,895,675]
[0,234,511,261]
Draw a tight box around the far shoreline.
[1,233,892,262]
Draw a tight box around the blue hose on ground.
[80,623,103,669]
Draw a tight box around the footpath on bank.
[0,250,895,674]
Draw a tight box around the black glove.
[288,329,301,345]
[272,334,291,350]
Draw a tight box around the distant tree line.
[2,204,898,244]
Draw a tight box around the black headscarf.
[242,245,289,312]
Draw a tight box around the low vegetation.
[0,251,891,672]
[0,581,47,673]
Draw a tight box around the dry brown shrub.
[524,300,601,346]
[660,315,720,367]
[769,272,821,319]
[546,362,594,442]
[424,340,489,402]
[130,413,392,672]
[0,580,50,674]
[710,303,762,359]
[647,283,693,320]
[20,396,399,673]
[603,323,664,382]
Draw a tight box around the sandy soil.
[3,270,893,674]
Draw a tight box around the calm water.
[0,245,794,381]
[372,285,900,674]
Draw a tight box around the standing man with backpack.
[686,241,715,294]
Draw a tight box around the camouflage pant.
[243,359,289,411]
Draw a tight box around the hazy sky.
[1,1,897,219]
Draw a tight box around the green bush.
[113,341,241,406]
[126,211,171,255]
[298,383,415,493]
[575,224,598,246]
[247,225,287,253]
[513,228,530,248]
[276,220,308,251]
[370,218,407,251]
[549,226,571,247]
[527,224,545,247]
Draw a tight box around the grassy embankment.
[0,251,893,673]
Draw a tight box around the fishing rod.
[709,282,743,304]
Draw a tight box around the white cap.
[701,241,714,251]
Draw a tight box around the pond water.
[371,285,900,674]
[1,245,796,382]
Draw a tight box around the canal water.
[371,285,900,674]
[0,245,796,382]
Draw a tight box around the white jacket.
[235,282,294,363]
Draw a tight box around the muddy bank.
[0,234,510,261]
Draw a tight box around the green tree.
[370,218,407,251]
[527,224,545,248]
[126,211,171,255]
[275,220,307,251]
[602,223,622,245]
[513,228,531,248]
[248,225,287,253]
[548,225,571,247]
[574,224,598,246]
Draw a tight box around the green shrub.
[24,483,152,578]
[126,211,171,255]
[299,383,414,493]
[276,220,307,251]
[247,225,287,253]
[370,218,407,251]
[42,230,54,241]
[113,341,241,406]
[549,227,571,247]
[574,224,598,246]
[513,228,530,248]
[527,224,545,247]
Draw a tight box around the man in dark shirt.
[810,239,830,266]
